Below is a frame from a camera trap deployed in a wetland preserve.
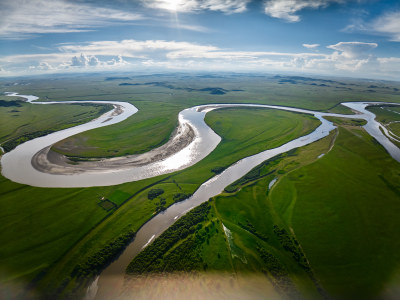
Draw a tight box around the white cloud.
[174,23,210,32]
[303,43,320,49]
[289,41,379,73]
[1,38,400,80]
[0,0,142,39]
[58,39,219,58]
[38,62,54,70]
[327,41,377,59]
[166,49,324,60]
[107,55,129,66]
[264,0,343,22]
[371,11,400,42]
[69,53,130,68]
[142,0,250,13]
[344,10,400,43]
[70,54,98,67]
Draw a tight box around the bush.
[126,202,211,274]
[148,188,164,200]
[173,193,191,202]
[72,230,135,278]
[211,166,225,174]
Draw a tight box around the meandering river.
[1,93,399,299]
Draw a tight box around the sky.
[1,0,400,80]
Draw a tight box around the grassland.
[1,74,400,299]
[124,128,338,299]
[132,121,400,299]
[52,101,182,158]
[271,127,400,299]
[0,99,319,299]
[368,105,400,147]
[4,73,400,159]
[368,105,400,136]
[0,96,110,152]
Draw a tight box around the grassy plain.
[124,129,337,299]
[1,74,400,299]
[0,96,109,152]
[42,107,318,298]
[4,73,400,158]
[368,105,400,136]
[271,127,400,299]
[0,96,319,299]
[128,123,400,299]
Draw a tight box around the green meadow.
[128,123,400,299]
[0,96,110,152]
[271,126,400,299]
[4,73,399,159]
[0,86,319,299]
[368,105,400,136]
[0,74,400,299]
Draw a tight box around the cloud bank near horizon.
[0,0,400,80]
[1,38,399,80]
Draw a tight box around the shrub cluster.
[72,230,135,278]
[257,244,300,299]
[224,154,286,193]
[147,188,164,200]
[273,225,309,271]
[126,202,211,274]
[173,192,191,203]
[211,166,225,174]
[238,219,269,242]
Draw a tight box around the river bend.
[1,93,399,300]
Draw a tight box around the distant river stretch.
[2,93,399,188]
[1,93,399,300]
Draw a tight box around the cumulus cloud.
[70,54,99,67]
[70,53,128,68]
[37,62,54,70]
[372,11,400,42]
[264,0,343,22]
[107,55,129,66]
[303,43,320,49]
[327,41,377,59]
[141,0,250,14]
[0,0,142,39]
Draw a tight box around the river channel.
[1,93,399,299]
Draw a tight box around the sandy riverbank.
[32,122,195,175]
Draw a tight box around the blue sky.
[1,0,400,80]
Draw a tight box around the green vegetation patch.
[0,101,321,298]
[270,127,400,299]
[147,188,165,200]
[211,166,225,174]
[72,230,135,279]
[129,125,400,299]
[108,190,130,206]
[368,105,400,124]
[126,202,212,274]
[98,199,117,211]
[0,101,111,152]
[51,101,182,158]
[368,105,400,140]
[324,116,367,127]
[123,133,337,299]
[0,100,22,107]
